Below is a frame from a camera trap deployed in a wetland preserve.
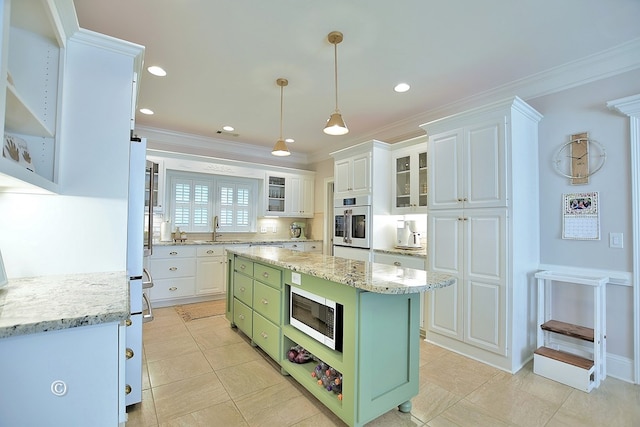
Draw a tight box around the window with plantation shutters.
[217,180,252,232]
[166,171,257,233]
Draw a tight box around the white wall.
[528,68,640,366]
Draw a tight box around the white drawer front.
[152,245,197,258]
[150,277,196,300]
[196,246,225,257]
[149,258,196,279]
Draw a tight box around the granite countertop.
[227,246,453,295]
[0,271,129,339]
[373,247,427,257]
[155,239,322,246]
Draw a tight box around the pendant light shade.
[272,78,291,156]
[324,31,348,136]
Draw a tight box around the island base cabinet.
[0,323,124,426]
[280,269,421,427]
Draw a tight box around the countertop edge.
[227,247,454,294]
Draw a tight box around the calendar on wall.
[562,192,600,240]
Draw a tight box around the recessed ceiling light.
[222,125,235,132]
[285,138,294,143]
[147,66,167,77]
[394,83,410,93]
[139,108,154,115]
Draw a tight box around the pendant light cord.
[333,42,339,112]
[280,84,284,139]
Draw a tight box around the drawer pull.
[169,286,177,291]
[260,331,268,339]
[169,267,178,271]
[125,384,131,395]
[125,319,132,327]
[126,348,134,359]
[170,251,178,255]
[240,286,246,292]
[240,264,246,270]
[263,272,269,278]
[239,314,245,320]
[261,298,268,305]
[393,261,401,266]
[207,250,214,254]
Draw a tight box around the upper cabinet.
[0,0,75,193]
[265,172,314,218]
[425,118,507,210]
[391,135,428,214]
[333,151,370,198]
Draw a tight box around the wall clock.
[553,132,607,185]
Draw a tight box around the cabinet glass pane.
[267,175,285,212]
[395,156,411,208]
[419,152,427,207]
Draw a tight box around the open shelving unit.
[533,271,608,392]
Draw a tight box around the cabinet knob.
[169,266,178,271]
[207,250,214,254]
[261,298,268,305]
[126,348,134,359]
[125,384,132,395]
[125,319,132,327]
[170,251,178,255]
[239,314,245,320]
[169,286,177,291]
[263,272,269,278]
[261,331,268,339]
[240,264,246,270]
[393,261,402,266]
[240,287,245,292]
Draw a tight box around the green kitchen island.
[225,246,454,427]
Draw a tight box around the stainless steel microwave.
[289,286,343,352]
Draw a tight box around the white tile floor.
[125,305,640,426]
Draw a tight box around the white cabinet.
[426,209,507,354]
[427,118,506,210]
[196,245,226,295]
[0,322,125,426]
[149,245,197,303]
[333,152,370,198]
[391,136,428,214]
[265,173,315,218]
[421,97,542,373]
[0,0,71,193]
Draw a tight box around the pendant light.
[324,31,348,136]
[272,78,291,156]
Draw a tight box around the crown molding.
[134,125,311,170]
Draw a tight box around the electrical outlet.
[272,226,277,233]
[609,232,623,249]
[260,226,267,233]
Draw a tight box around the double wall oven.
[333,195,371,250]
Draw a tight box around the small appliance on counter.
[290,221,307,240]
[395,220,422,249]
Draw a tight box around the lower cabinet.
[0,322,125,426]
[226,254,421,427]
[149,245,227,306]
[229,256,283,362]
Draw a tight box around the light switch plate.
[260,226,267,233]
[291,272,301,285]
[609,232,623,249]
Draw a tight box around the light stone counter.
[0,271,129,339]
[373,247,427,257]
[227,246,453,294]
[155,238,322,246]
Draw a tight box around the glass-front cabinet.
[391,136,428,214]
[266,175,286,214]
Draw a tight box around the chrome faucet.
[212,215,219,241]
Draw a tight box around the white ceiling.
[73,0,640,164]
